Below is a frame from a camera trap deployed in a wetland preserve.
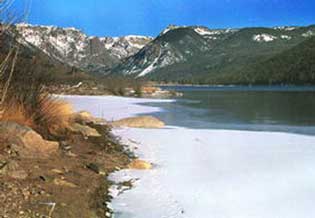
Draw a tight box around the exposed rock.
[68,123,101,137]
[51,169,64,175]
[53,178,77,188]
[112,116,165,128]
[0,122,59,158]
[128,159,152,170]
[72,111,106,125]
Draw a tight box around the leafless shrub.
[0,0,31,110]
[101,76,146,96]
[0,1,73,138]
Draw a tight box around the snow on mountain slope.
[161,25,238,41]
[280,35,292,40]
[14,23,315,80]
[114,25,238,77]
[113,27,211,77]
[100,35,153,59]
[273,26,297,31]
[194,27,238,40]
[15,23,152,73]
[16,23,89,64]
[253,34,278,42]
[112,25,315,81]
[302,30,315,38]
[160,25,183,35]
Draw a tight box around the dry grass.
[0,95,74,137]
[0,100,34,127]
[0,46,75,137]
[37,96,73,136]
[0,1,74,139]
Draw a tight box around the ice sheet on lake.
[62,95,173,121]
[64,95,315,218]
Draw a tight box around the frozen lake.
[64,95,315,218]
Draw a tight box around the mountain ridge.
[114,24,315,84]
[15,23,153,74]
[12,23,315,85]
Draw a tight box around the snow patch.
[280,35,292,40]
[253,34,277,42]
[161,25,182,35]
[125,35,153,40]
[274,26,297,31]
[194,27,237,38]
[194,27,215,35]
[101,35,152,59]
[302,30,315,37]
[137,49,162,77]
[285,27,297,31]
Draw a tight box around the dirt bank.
[0,122,131,218]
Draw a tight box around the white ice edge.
[64,95,315,218]
[61,95,174,121]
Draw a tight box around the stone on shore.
[53,178,77,188]
[68,123,101,137]
[128,159,152,170]
[112,116,165,128]
[0,122,59,158]
[72,111,106,125]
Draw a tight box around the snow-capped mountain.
[13,23,315,82]
[112,24,315,81]
[0,28,86,83]
[160,25,237,41]
[15,23,152,74]
[112,25,237,77]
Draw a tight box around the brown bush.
[0,1,75,138]
[0,43,77,137]
[0,100,34,127]
[0,95,73,137]
[36,96,73,136]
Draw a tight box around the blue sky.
[12,0,315,37]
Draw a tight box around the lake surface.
[144,85,315,135]
[64,95,315,218]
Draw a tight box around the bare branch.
[0,47,14,76]
[1,46,19,104]
[0,0,31,105]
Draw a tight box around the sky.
[11,0,315,37]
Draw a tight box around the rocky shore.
[0,107,164,218]
[0,112,125,218]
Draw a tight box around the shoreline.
[65,95,315,218]
[0,112,131,218]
